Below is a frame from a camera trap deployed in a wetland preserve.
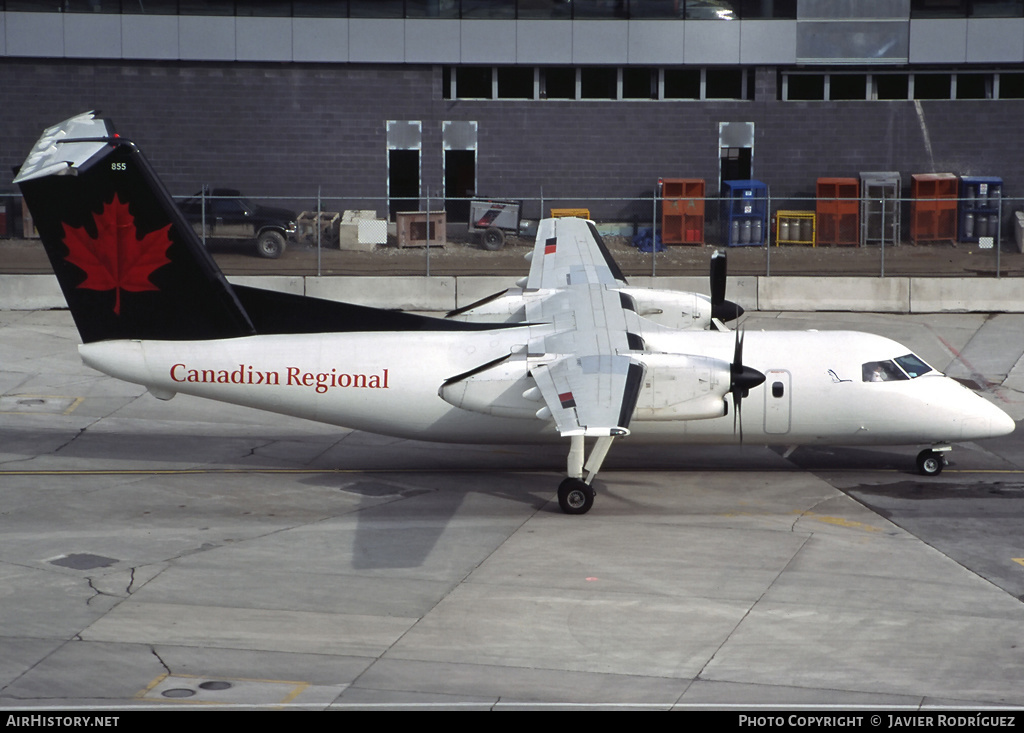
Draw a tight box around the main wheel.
[916,449,944,476]
[256,230,286,259]
[481,226,506,251]
[558,477,594,515]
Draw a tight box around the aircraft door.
[764,369,791,434]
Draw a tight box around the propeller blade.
[713,299,745,323]
[728,329,766,444]
[709,250,744,323]
[710,250,726,308]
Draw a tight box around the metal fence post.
[880,195,886,278]
[200,184,207,248]
[997,193,1002,278]
[316,185,322,278]
[651,191,657,278]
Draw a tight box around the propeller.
[729,329,766,442]
[710,250,745,324]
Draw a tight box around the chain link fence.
[2,189,1021,279]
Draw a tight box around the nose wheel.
[916,448,948,476]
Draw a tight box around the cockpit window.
[862,353,937,382]
[894,353,934,378]
[862,360,908,382]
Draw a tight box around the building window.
[781,69,1023,102]
[350,0,404,18]
[874,74,909,100]
[664,69,701,99]
[998,73,1024,98]
[459,0,516,18]
[912,0,1024,17]
[406,0,463,17]
[446,66,753,102]
[542,68,577,100]
[829,74,868,101]
[456,67,493,99]
[622,68,657,100]
[706,68,748,100]
[686,0,738,19]
[786,75,825,101]
[581,67,617,100]
[498,67,536,99]
[4,0,801,17]
[913,74,952,99]
[956,73,990,99]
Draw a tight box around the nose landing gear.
[917,446,950,476]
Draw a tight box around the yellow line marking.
[1013,558,1024,568]
[137,673,168,697]
[0,394,83,415]
[137,672,311,707]
[794,511,881,532]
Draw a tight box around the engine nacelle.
[619,288,713,330]
[439,358,539,418]
[631,352,731,420]
[446,288,529,323]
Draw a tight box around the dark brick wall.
[4,58,1024,222]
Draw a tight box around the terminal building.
[1,1,1023,239]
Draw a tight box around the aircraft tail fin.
[15,112,255,343]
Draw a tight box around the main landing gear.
[557,434,617,515]
[916,446,950,476]
[558,478,594,515]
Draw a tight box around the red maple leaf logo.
[62,194,172,315]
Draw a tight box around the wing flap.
[531,354,645,437]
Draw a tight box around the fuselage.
[79,326,1014,448]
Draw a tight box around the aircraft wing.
[524,220,644,435]
[441,218,647,434]
[442,217,749,440]
[524,217,627,291]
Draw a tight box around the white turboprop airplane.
[15,113,1015,514]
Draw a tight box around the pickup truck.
[179,189,297,259]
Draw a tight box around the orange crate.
[910,174,957,243]
[661,178,705,245]
[816,178,859,246]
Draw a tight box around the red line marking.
[930,328,1008,403]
